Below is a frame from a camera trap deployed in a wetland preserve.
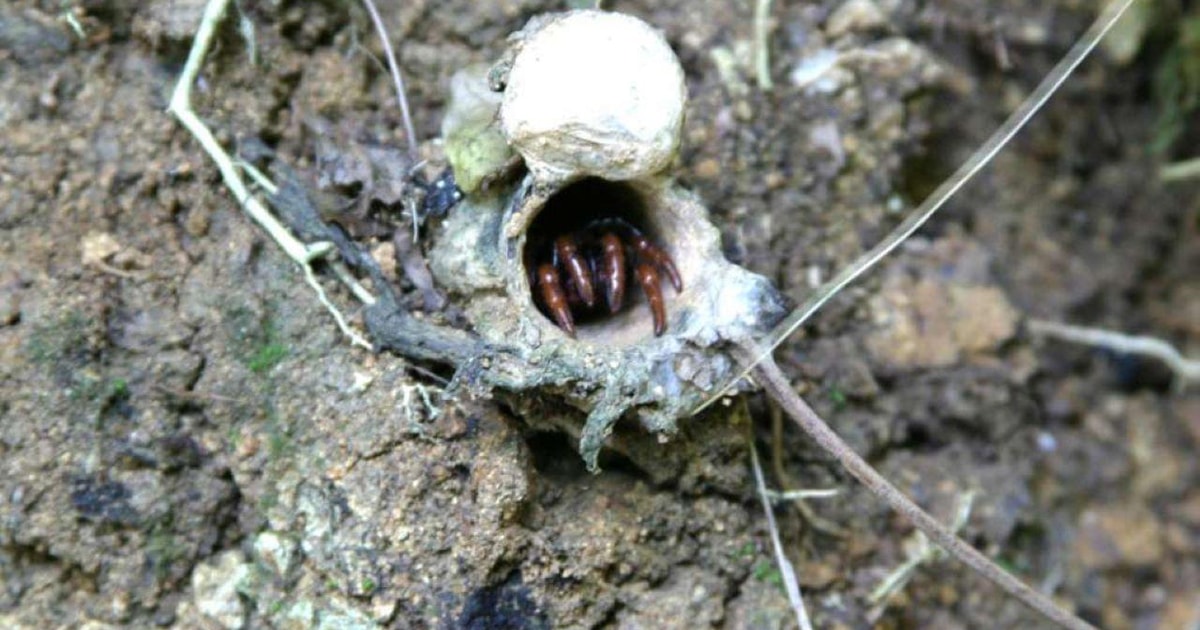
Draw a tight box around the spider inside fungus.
[433,9,789,465]
[524,180,682,337]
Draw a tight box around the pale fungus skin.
[442,65,513,194]
[499,10,687,183]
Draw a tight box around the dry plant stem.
[60,10,86,39]
[741,344,1097,630]
[1028,319,1200,385]
[168,0,372,349]
[767,488,839,502]
[1160,156,1200,182]
[752,0,774,90]
[869,492,975,604]
[694,0,1138,415]
[770,401,848,537]
[361,0,418,162]
[749,439,813,630]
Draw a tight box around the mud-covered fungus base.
[426,167,788,467]
[522,177,679,344]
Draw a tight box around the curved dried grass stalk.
[742,342,1097,630]
[360,0,419,161]
[693,0,1139,415]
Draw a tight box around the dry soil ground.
[0,1,1197,629]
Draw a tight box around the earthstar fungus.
[432,10,787,470]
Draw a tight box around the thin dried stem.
[693,0,1138,415]
[360,0,419,162]
[749,440,813,630]
[740,342,1096,630]
[770,401,849,537]
[752,0,775,90]
[1160,156,1200,182]
[766,488,840,502]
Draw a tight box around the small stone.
[790,49,846,93]
[1074,505,1165,570]
[798,558,840,589]
[1099,1,1150,66]
[80,622,121,630]
[81,231,121,267]
[276,600,316,630]
[132,0,210,47]
[866,275,1019,370]
[693,158,721,180]
[192,551,251,629]
[0,271,21,326]
[826,0,887,38]
[254,531,298,578]
[316,596,378,630]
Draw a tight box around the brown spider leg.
[562,273,585,307]
[635,262,667,336]
[599,232,626,313]
[632,236,682,292]
[555,235,596,307]
[536,262,575,336]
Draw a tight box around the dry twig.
[1160,156,1200,182]
[694,0,1138,414]
[740,341,1097,630]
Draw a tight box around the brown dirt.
[0,1,1196,629]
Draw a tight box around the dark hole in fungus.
[526,429,654,482]
[523,177,673,336]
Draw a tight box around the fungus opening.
[523,177,677,343]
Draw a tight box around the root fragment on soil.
[764,488,839,502]
[753,0,775,90]
[1029,319,1200,387]
[167,0,371,349]
[1160,156,1200,182]
[770,400,849,538]
[741,341,1098,630]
